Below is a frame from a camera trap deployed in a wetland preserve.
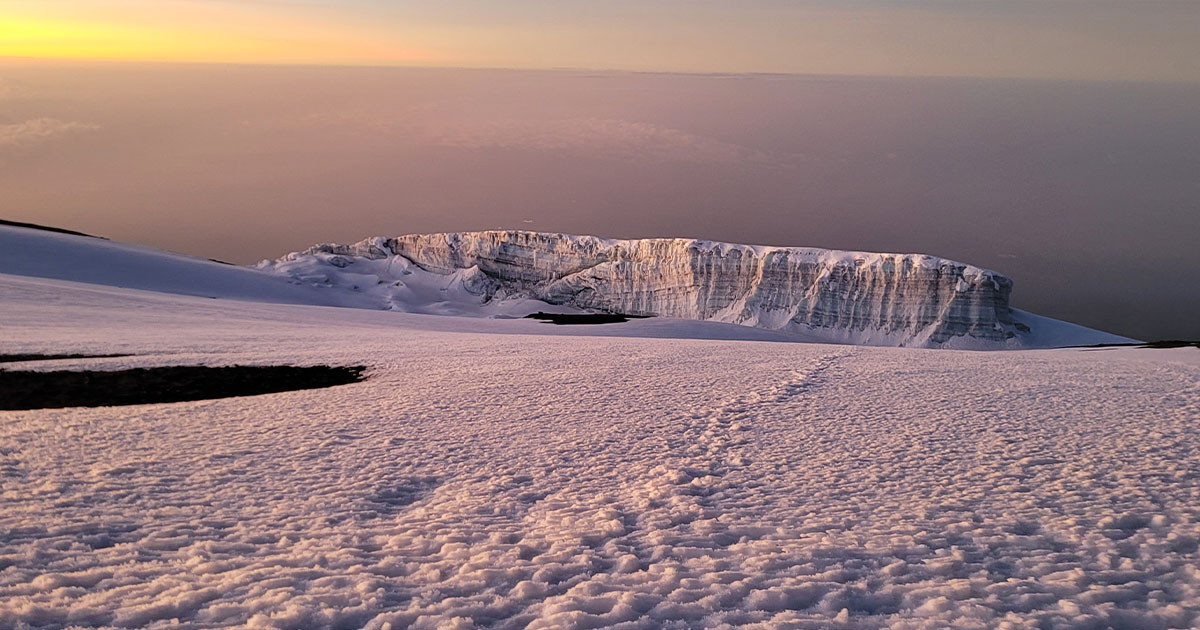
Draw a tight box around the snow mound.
[261,237,566,318]
[0,223,374,309]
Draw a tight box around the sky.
[0,3,1198,340]
[2,62,1197,340]
[2,0,1199,82]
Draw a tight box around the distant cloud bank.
[285,110,781,167]
[0,117,98,147]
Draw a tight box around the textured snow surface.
[269,231,1133,349]
[2,273,1197,630]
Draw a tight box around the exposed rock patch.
[0,365,365,410]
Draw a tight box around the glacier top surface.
[324,230,1007,280]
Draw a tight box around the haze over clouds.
[1,61,1197,340]
[0,117,97,146]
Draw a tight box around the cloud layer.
[0,118,98,147]
[292,110,780,166]
[1,63,1197,340]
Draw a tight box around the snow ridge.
[291,231,1021,348]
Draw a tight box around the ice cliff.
[269,231,1045,348]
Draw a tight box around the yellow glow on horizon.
[0,7,439,66]
[0,0,1196,82]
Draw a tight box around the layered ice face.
[294,231,1022,348]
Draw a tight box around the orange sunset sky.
[2,0,1198,82]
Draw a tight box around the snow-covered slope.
[0,224,379,308]
[2,273,1196,630]
[0,224,584,319]
[268,231,1132,349]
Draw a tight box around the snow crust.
[1,272,1197,630]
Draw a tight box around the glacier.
[0,222,1130,349]
[264,231,1128,349]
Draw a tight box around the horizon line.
[2,55,1196,87]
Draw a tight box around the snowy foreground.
[1,268,1198,630]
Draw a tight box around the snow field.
[0,275,1197,629]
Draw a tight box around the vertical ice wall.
[306,231,1019,345]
